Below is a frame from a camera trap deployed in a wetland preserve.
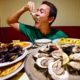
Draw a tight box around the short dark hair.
[42,1,57,25]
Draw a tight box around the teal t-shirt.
[19,23,68,43]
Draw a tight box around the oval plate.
[13,41,33,50]
[0,61,24,80]
[0,50,27,67]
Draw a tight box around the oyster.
[33,52,49,61]
[69,53,80,61]
[33,52,49,58]
[68,61,80,70]
[51,50,62,60]
[61,44,74,55]
[39,45,50,53]
[72,46,80,53]
[31,12,40,22]
[51,50,69,65]
[35,57,53,68]
[50,43,62,51]
[48,60,69,80]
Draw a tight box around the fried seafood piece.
[0,61,23,77]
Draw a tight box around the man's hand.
[23,1,35,12]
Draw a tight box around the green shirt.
[19,23,68,43]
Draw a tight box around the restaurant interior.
[0,0,80,80]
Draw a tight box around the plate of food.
[0,60,24,80]
[0,43,28,67]
[24,38,80,80]
[12,40,33,50]
[52,38,80,45]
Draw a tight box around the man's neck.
[40,25,51,35]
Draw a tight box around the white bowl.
[35,39,51,46]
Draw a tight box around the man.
[7,1,68,43]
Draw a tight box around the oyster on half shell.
[51,50,69,65]
[72,46,80,53]
[51,50,62,60]
[35,57,53,68]
[68,61,80,70]
[69,53,80,61]
[48,60,69,80]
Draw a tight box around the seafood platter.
[25,38,80,80]
[0,40,32,79]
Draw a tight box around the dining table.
[9,48,34,80]
[1,38,80,80]
[9,46,41,80]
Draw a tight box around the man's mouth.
[34,16,40,23]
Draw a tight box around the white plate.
[52,39,59,43]
[13,41,33,50]
[0,49,28,67]
[52,38,80,44]
[0,62,24,80]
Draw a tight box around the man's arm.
[7,1,35,30]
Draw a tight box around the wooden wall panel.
[0,26,80,43]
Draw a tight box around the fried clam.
[0,61,23,77]
[0,43,8,48]
[48,59,69,80]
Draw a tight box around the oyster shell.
[39,45,50,53]
[68,61,80,70]
[61,44,74,55]
[48,60,69,80]
[69,53,80,61]
[72,46,80,53]
[33,52,49,61]
[51,50,69,65]
[35,57,53,68]
[51,50,62,60]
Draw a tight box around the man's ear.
[48,17,54,23]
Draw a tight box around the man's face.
[34,4,50,29]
